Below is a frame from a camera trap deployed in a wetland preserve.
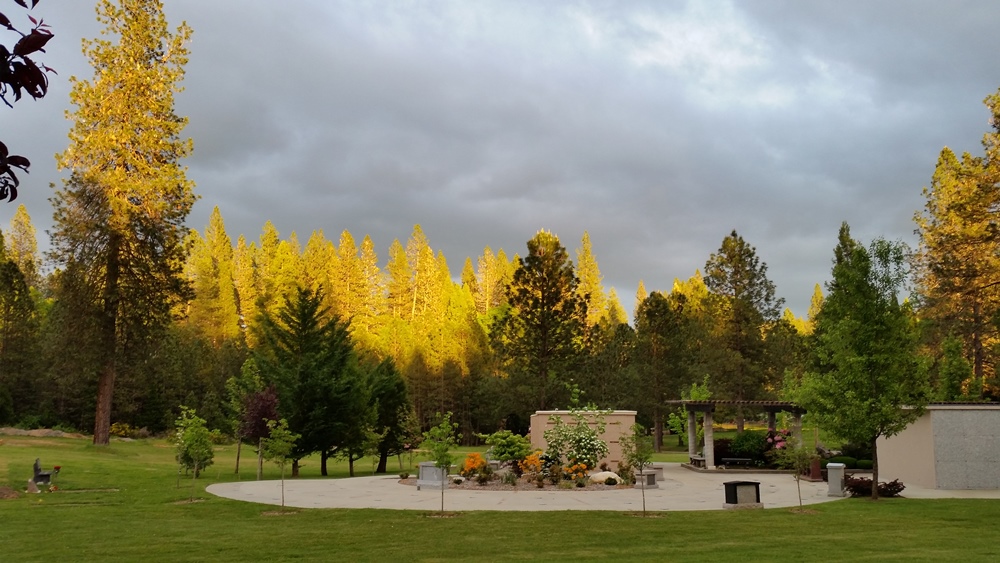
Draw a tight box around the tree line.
[0,1,997,466]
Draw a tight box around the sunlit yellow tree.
[51,0,194,445]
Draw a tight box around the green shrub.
[604,476,618,486]
[482,430,532,474]
[826,456,858,469]
[730,430,769,463]
[856,460,873,470]
[840,442,873,460]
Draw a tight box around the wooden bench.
[689,455,706,468]
[720,457,753,468]
[33,458,58,485]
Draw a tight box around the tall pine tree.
[51,0,194,445]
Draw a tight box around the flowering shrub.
[565,462,590,486]
[460,452,488,479]
[766,429,790,450]
[543,409,609,471]
[519,450,544,481]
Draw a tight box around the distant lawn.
[2,435,998,562]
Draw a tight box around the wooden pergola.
[668,400,806,469]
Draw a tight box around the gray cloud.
[4,0,999,320]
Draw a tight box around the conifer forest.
[1,1,1000,469]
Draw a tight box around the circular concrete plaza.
[209,463,849,511]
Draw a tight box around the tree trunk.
[235,439,242,475]
[321,450,328,476]
[376,448,389,474]
[257,438,264,480]
[280,464,285,507]
[735,413,745,433]
[348,455,355,477]
[93,232,121,446]
[191,460,198,502]
[871,438,879,500]
[653,418,663,453]
[292,459,299,477]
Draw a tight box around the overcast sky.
[4,1,1000,318]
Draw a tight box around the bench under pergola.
[668,400,806,470]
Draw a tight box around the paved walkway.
[208,463,847,511]
[208,463,1000,511]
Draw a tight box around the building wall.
[931,407,1000,489]
[880,404,1000,490]
[877,412,935,488]
[529,410,636,468]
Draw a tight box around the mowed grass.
[2,436,999,562]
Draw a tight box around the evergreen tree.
[232,235,259,344]
[914,91,1000,393]
[634,279,647,321]
[632,291,699,450]
[254,286,367,476]
[185,207,240,345]
[797,223,930,499]
[493,230,586,414]
[575,231,607,330]
[51,0,194,445]
[5,205,39,290]
[704,230,784,429]
[0,233,38,423]
[369,358,413,473]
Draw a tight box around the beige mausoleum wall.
[879,404,1000,489]
[529,410,636,468]
[877,411,935,488]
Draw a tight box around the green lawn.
[2,435,998,562]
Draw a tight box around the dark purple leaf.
[13,29,53,57]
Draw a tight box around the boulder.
[589,471,623,485]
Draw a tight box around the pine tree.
[914,91,1000,391]
[233,235,259,344]
[50,0,194,445]
[576,231,607,330]
[5,205,39,290]
[185,207,240,344]
[254,286,367,477]
[0,232,38,423]
[493,230,586,413]
[704,230,784,429]
[301,230,334,299]
[634,279,648,321]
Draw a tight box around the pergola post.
[703,409,715,469]
[767,411,776,432]
[687,409,697,459]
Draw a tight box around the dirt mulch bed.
[398,477,630,492]
[0,486,19,500]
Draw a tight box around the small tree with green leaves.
[261,418,299,508]
[174,406,214,500]
[620,423,654,515]
[422,412,460,512]
[771,436,818,508]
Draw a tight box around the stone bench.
[689,455,706,468]
[720,457,753,468]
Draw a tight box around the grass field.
[2,434,999,562]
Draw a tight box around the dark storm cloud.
[4,0,1000,319]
